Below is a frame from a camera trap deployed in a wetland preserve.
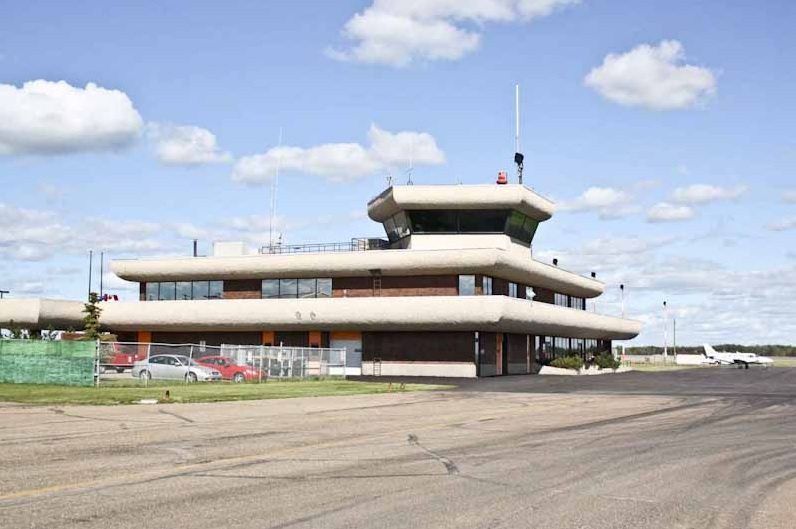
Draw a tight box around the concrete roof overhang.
[0,297,641,341]
[367,185,555,222]
[113,247,604,299]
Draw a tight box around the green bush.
[594,352,621,370]
[550,356,584,370]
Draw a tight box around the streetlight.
[663,301,668,364]
[619,284,625,319]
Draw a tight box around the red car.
[100,343,148,373]
[196,356,265,383]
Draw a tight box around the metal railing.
[260,237,389,255]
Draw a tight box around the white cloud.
[671,184,747,204]
[0,204,167,261]
[148,123,231,166]
[328,0,579,67]
[0,80,143,155]
[584,40,716,110]
[765,216,796,232]
[783,190,796,204]
[558,187,638,219]
[647,202,695,223]
[232,124,445,184]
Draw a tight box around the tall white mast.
[268,127,283,251]
[515,84,520,154]
[514,84,525,185]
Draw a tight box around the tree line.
[625,345,796,357]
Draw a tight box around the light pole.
[620,284,625,319]
[673,318,677,358]
[663,301,668,364]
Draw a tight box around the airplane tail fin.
[703,344,717,357]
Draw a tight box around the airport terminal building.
[0,183,640,377]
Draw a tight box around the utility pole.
[663,301,668,364]
[99,252,104,299]
[88,250,93,301]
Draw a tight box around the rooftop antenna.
[268,127,283,252]
[406,138,414,185]
[514,84,525,185]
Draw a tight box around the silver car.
[132,354,222,382]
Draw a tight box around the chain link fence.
[98,341,348,385]
[0,339,97,386]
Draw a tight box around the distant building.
[0,183,640,377]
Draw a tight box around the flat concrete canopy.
[368,184,556,222]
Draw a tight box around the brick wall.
[333,275,458,297]
[223,279,262,299]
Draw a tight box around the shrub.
[550,356,584,370]
[594,352,621,370]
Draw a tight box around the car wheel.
[139,370,151,381]
[116,367,125,374]
[233,372,245,383]
[186,372,198,383]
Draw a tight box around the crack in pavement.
[407,433,459,475]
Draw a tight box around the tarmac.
[1,367,795,529]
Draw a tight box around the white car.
[132,354,222,382]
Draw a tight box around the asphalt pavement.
[1,367,795,529]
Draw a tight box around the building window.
[482,276,493,295]
[192,281,209,300]
[570,297,585,310]
[458,210,508,232]
[409,210,459,233]
[508,282,518,298]
[208,281,223,299]
[262,278,333,299]
[317,278,332,298]
[145,282,158,301]
[279,278,298,298]
[144,280,222,300]
[176,281,192,300]
[262,279,279,299]
[458,275,476,296]
[298,278,316,298]
[158,282,176,301]
[554,293,569,307]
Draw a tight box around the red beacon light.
[496,171,508,185]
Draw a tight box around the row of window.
[538,337,610,361]
[554,292,586,310]
[458,275,534,299]
[261,278,332,299]
[382,209,540,244]
[145,281,223,301]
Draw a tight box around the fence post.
[187,345,194,384]
[143,343,149,387]
[258,346,264,383]
[95,340,101,388]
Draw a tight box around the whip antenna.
[514,84,525,185]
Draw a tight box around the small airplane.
[702,344,774,369]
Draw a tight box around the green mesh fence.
[0,340,97,386]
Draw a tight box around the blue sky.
[1,0,794,345]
